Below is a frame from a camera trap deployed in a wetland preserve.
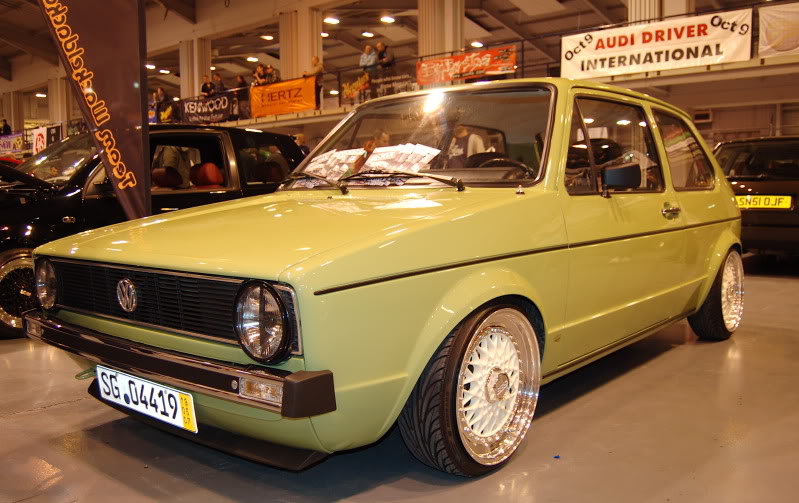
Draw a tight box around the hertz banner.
[38,0,151,219]
[250,77,316,118]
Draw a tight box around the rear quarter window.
[653,111,714,190]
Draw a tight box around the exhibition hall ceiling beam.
[332,0,482,10]
[0,57,11,81]
[155,0,196,24]
[579,0,624,25]
[478,1,557,62]
[0,24,58,65]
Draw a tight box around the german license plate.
[736,195,792,209]
[96,365,198,433]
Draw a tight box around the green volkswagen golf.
[26,78,742,476]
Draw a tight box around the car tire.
[398,302,542,476]
[688,249,744,342]
[0,248,37,339]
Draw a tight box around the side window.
[566,108,596,194]
[150,135,229,191]
[653,111,714,190]
[574,98,664,193]
[234,137,292,186]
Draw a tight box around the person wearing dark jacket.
[1,119,11,135]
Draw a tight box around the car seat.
[151,166,183,188]
[190,162,225,189]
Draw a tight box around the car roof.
[149,124,292,139]
[360,77,691,120]
[716,136,799,146]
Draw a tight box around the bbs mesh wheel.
[398,302,542,476]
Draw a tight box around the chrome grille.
[51,259,300,353]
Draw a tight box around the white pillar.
[47,77,71,124]
[179,38,212,98]
[418,0,464,58]
[628,0,694,23]
[279,7,322,80]
[8,91,24,131]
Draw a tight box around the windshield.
[16,133,97,186]
[292,87,552,188]
[716,140,799,179]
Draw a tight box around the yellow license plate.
[736,195,792,209]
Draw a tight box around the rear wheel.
[398,303,542,476]
[0,249,37,339]
[688,249,744,341]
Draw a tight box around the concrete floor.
[1,255,798,503]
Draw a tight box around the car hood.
[0,163,52,190]
[36,188,563,292]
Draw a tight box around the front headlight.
[235,281,292,363]
[35,259,57,309]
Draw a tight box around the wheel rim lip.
[455,308,541,466]
[721,251,744,332]
[0,255,35,329]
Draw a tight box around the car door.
[651,108,733,289]
[555,93,688,365]
[82,131,243,227]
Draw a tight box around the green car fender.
[689,225,742,315]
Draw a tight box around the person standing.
[264,64,281,84]
[302,56,324,109]
[1,119,11,136]
[234,75,250,119]
[252,64,268,86]
[294,133,310,156]
[212,73,227,93]
[200,75,215,97]
[375,41,396,96]
[359,45,378,101]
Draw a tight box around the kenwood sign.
[561,9,752,79]
[182,95,232,124]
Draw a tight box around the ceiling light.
[35,93,47,98]
[323,17,340,25]
[583,117,594,124]
[362,31,374,38]
[172,97,180,101]
[380,16,395,23]
[159,69,170,74]
[261,35,274,41]
[145,64,156,70]
[470,41,484,48]
[321,32,329,38]
[616,119,631,126]
[246,57,259,62]
[639,121,647,127]
[329,89,339,95]
[210,66,216,70]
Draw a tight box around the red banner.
[416,45,517,86]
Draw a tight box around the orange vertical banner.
[250,77,317,118]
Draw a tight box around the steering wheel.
[477,157,537,179]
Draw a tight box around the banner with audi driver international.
[561,9,752,79]
[38,0,151,219]
[182,93,233,124]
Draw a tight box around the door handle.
[661,206,681,218]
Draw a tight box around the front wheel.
[0,249,37,339]
[688,249,744,341]
[398,303,542,476]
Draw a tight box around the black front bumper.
[23,310,335,418]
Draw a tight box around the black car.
[715,136,799,254]
[0,124,303,337]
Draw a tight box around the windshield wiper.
[286,172,349,194]
[339,169,464,191]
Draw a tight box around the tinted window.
[234,137,293,186]
[654,111,714,190]
[566,98,663,194]
[150,135,228,190]
[716,140,799,179]
[16,133,96,186]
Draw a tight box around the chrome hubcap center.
[485,367,510,403]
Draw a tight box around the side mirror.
[601,162,641,197]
